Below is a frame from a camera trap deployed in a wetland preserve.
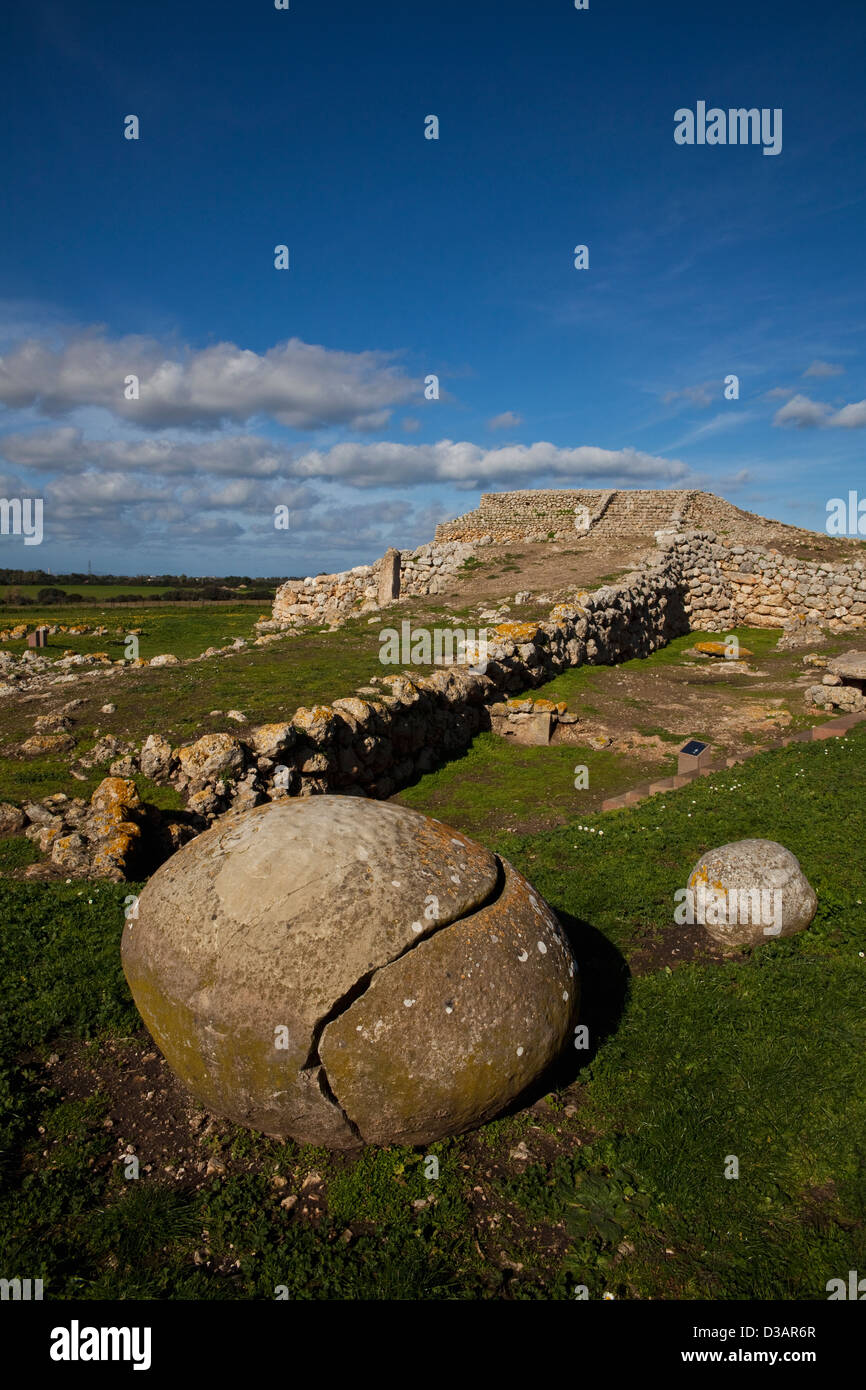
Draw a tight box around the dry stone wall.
[160,531,866,834]
[661,531,866,631]
[129,548,693,824]
[270,491,852,633]
[269,540,479,628]
[12,521,866,882]
[435,489,624,543]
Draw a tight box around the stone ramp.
[587,489,692,537]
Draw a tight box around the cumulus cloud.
[0,419,690,569]
[288,439,689,489]
[0,330,421,430]
[0,428,296,477]
[3,430,689,491]
[773,394,833,428]
[764,386,795,400]
[827,399,866,428]
[802,360,844,378]
[773,394,866,429]
[487,411,524,430]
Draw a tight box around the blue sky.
[1,0,865,576]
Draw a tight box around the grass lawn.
[0,607,441,801]
[395,731,666,835]
[0,727,863,1299]
[532,626,791,705]
[0,602,269,661]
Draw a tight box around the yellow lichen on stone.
[292,705,339,737]
[493,622,540,642]
[91,777,142,817]
[695,641,753,659]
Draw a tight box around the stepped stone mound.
[120,796,578,1147]
[434,488,831,548]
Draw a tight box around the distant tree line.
[0,570,294,605]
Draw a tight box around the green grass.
[496,729,866,960]
[2,604,595,804]
[0,836,39,872]
[0,723,863,1299]
[0,751,186,810]
[635,725,682,743]
[563,956,866,1298]
[0,602,266,661]
[532,627,783,706]
[395,731,665,835]
[497,951,866,1300]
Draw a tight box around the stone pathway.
[600,710,866,813]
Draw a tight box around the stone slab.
[490,711,552,746]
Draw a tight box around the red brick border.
[600,711,866,813]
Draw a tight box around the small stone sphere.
[686,838,817,950]
[121,796,578,1147]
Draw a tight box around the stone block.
[377,547,402,605]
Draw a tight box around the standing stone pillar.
[377,547,401,606]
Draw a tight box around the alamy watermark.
[674,884,783,935]
[49,1322,152,1369]
[826,1269,866,1299]
[1,1276,43,1300]
[379,621,488,674]
[0,497,43,545]
[826,491,866,536]
[674,103,782,156]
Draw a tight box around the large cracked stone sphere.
[121,796,578,1147]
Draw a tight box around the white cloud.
[3,429,689,491]
[0,410,690,569]
[0,329,421,430]
[827,399,866,428]
[773,394,866,429]
[664,412,755,451]
[764,386,794,400]
[0,428,295,477]
[773,394,833,428]
[487,410,524,430]
[802,360,844,378]
[288,439,690,488]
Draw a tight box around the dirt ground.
[548,647,826,767]
[431,534,656,610]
